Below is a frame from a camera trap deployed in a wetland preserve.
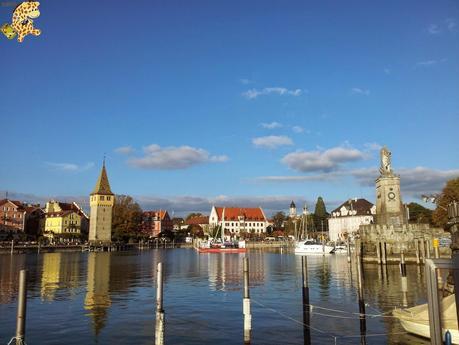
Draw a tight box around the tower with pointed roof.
[89,161,114,244]
[289,200,297,218]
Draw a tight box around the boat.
[196,239,247,253]
[294,239,335,255]
[393,294,458,344]
[334,244,348,254]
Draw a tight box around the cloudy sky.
[1,1,458,215]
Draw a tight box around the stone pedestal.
[375,175,407,226]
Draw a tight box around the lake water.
[0,248,432,344]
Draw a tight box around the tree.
[313,197,328,232]
[407,202,433,224]
[185,213,203,221]
[187,224,204,238]
[272,211,286,229]
[112,195,143,242]
[433,178,459,229]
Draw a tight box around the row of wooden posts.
[375,238,440,265]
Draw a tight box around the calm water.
[0,249,431,345]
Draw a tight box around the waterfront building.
[89,162,114,245]
[184,215,209,232]
[209,206,270,235]
[141,210,173,237]
[44,200,88,240]
[328,198,375,241]
[0,199,44,238]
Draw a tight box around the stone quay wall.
[360,223,451,258]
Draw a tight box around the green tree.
[112,195,143,242]
[433,177,459,229]
[407,202,433,224]
[313,196,328,232]
[272,211,286,229]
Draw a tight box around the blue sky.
[1,0,458,214]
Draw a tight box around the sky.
[1,0,458,216]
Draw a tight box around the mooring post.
[11,240,14,255]
[400,250,407,277]
[381,241,387,265]
[302,256,311,345]
[445,330,452,345]
[426,240,431,259]
[347,238,351,263]
[376,240,381,265]
[415,240,420,265]
[243,257,251,344]
[16,269,27,345]
[420,240,425,264]
[356,255,367,344]
[155,262,164,345]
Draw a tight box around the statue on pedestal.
[379,147,393,177]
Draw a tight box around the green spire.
[91,162,113,195]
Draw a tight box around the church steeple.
[91,162,113,196]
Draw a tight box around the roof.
[91,164,113,196]
[185,216,209,225]
[214,207,267,221]
[143,210,169,220]
[45,201,88,219]
[47,210,78,218]
[290,201,296,208]
[0,199,26,211]
[332,198,374,216]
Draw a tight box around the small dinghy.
[393,294,458,344]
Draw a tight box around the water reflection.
[84,252,111,336]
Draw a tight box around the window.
[100,196,105,201]
[107,196,111,201]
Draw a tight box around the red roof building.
[209,206,270,236]
[0,199,44,237]
[141,210,173,237]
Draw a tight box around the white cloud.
[427,24,441,34]
[261,121,283,129]
[351,88,370,96]
[281,146,365,172]
[252,135,294,149]
[415,58,447,67]
[46,162,94,172]
[128,144,228,170]
[115,146,134,155]
[446,18,457,31]
[292,126,304,133]
[243,87,303,100]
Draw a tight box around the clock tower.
[375,147,407,225]
[89,161,114,245]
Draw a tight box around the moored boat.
[393,294,458,344]
[196,239,247,253]
[294,239,335,255]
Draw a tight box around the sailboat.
[196,225,246,253]
[393,294,458,344]
[294,204,335,255]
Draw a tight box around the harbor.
[0,248,446,345]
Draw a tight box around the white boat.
[294,240,335,255]
[393,294,458,344]
[334,245,348,254]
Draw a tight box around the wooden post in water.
[420,240,425,264]
[356,255,367,345]
[381,241,387,265]
[155,262,164,345]
[415,240,420,265]
[400,250,407,277]
[376,240,381,265]
[11,240,14,255]
[302,256,311,345]
[243,257,251,344]
[426,240,431,259]
[16,269,27,345]
[347,238,351,263]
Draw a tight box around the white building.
[328,198,376,242]
[209,206,270,236]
